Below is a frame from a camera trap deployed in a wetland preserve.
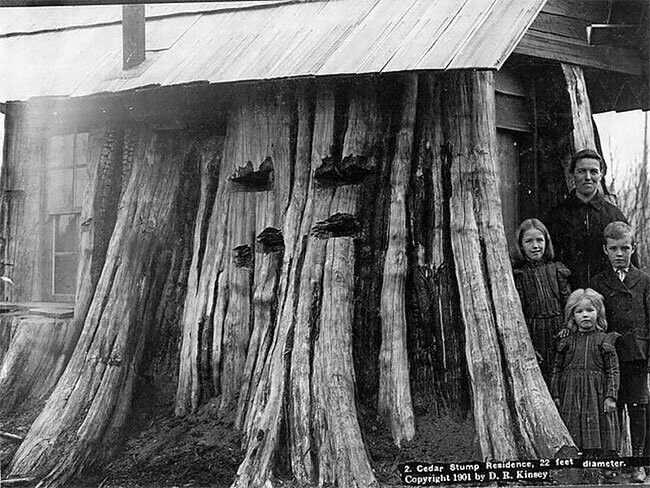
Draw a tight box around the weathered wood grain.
[378,73,416,447]
[233,84,336,488]
[311,81,378,488]
[445,70,575,459]
[236,88,292,425]
[175,135,227,416]
[444,70,519,459]
[561,63,595,152]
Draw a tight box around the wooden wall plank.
[530,11,589,42]
[3,106,48,302]
[541,0,609,23]
[515,30,642,75]
[496,94,532,132]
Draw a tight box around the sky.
[594,109,648,190]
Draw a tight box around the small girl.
[513,218,571,381]
[550,288,619,457]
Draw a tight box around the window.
[44,132,88,301]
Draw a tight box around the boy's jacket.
[590,265,650,364]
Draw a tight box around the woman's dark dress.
[514,260,571,381]
[550,330,620,451]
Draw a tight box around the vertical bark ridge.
[444,71,519,459]
[282,85,336,482]
[378,74,417,446]
[217,101,257,413]
[352,78,397,406]
[175,133,228,416]
[407,73,469,415]
[311,81,379,487]
[233,84,335,488]
[142,153,199,395]
[272,85,316,481]
[236,88,293,425]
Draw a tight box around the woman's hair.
[564,288,608,332]
[569,148,604,173]
[514,218,555,264]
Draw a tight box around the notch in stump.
[311,213,361,239]
[256,227,284,254]
[315,154,374,186]
[230,156,274,192]
[233,244,254,268]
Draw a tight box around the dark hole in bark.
[314,154,374,186]
[255,228,285,254]
[233,244,254,268]
[229,156,274,192]
[311,213,361,239]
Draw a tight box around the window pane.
[50,134,74,168]
[54,214,79,252]
[74,167,88,208]
[47,168,74,211]
[53,254,78,296]
[74,133,89,167]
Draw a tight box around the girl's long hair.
[564,288,608,332]
[514,218,555,265]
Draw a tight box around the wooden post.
[561,63,615,202]
[561,63,595,152]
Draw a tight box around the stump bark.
[232,82,377,488]
[2,71,585,486]
[9,128,196,486]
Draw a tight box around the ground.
[77,401,643,488]
[1,386,643,488]
[72,398,480,488]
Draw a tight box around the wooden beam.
[587,24,638,48]
[562,63,617,202]
[516,30,642,76]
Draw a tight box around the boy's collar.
[607,265,641,287]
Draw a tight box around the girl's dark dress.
[514,260,571,380]
[550,330,620,451]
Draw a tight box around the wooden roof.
[0,0,547,102]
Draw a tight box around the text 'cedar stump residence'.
[0,1,648,487]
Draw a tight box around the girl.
[513,218,571,381]
[550,289,619,457]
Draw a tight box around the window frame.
[41,132,88,303]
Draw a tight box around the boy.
[591,221,650,483]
